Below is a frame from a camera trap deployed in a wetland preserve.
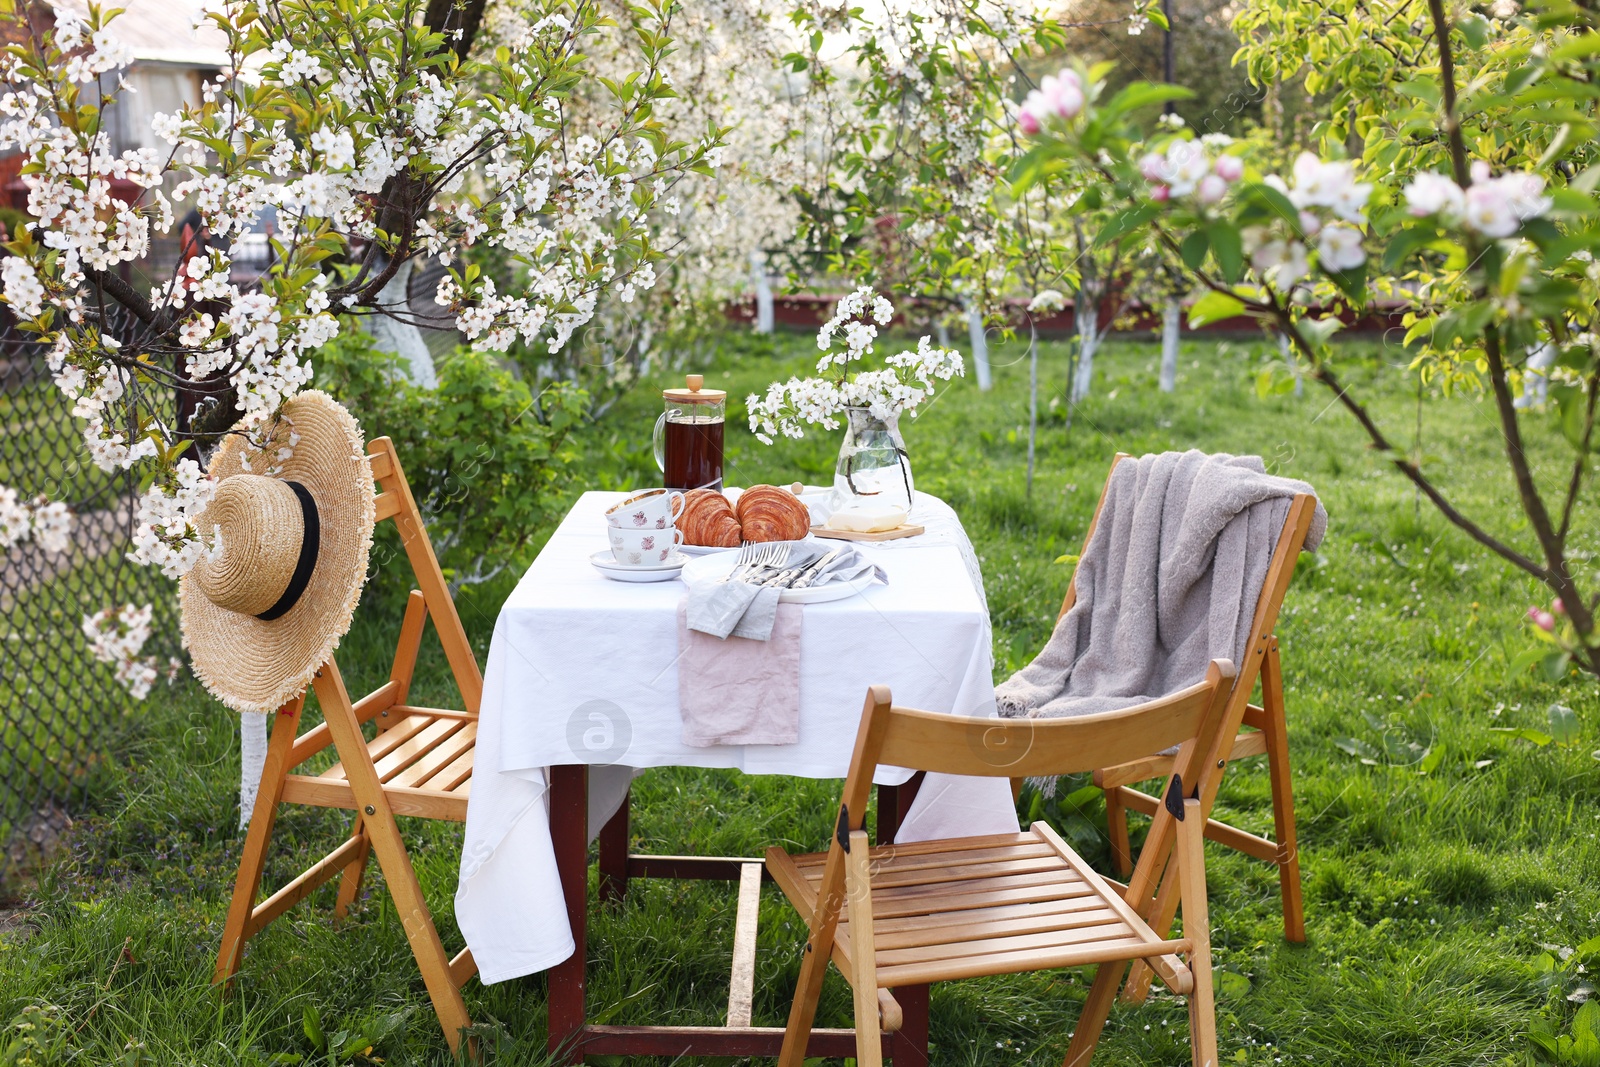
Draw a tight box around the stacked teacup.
[605,489,686,566]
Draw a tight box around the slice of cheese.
[825,503,907,533]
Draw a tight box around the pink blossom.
[1018,109,1041,136]
[1150,184,1171,202]
[1528,605,1556,631]
[1553,598,1565,616]
[1197,173,1227,205]
[1213,155,1243,182]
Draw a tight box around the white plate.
[590,549,688,582]
[679,543,739,557]
[679,552,878,604]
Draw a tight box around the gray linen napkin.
[685,540,887,641]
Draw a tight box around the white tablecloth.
[456,490,1020,984]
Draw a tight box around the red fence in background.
[725,292,1410,338]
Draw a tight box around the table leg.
[598,787,630,904]
[875,772,925,845]
[548,764,589,1064]
[889,984,931,1067]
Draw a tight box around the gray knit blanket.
[996,450,1326,720]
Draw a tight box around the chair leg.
[1104,786,1132,879]
[1260,639,1305,943]
[845,829,883,1067]
[1061,960,1127,1067]
[333,815,371,919]
[214,696,304,988]
[1178,798,1218,1067]
[777,931,831,1067]
[315,667,472,1054]
[1122,864,1181,1005]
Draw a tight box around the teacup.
[606,488,686,531]
[609,525,684,566]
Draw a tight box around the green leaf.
[1459,14,1491,50]
[1544,651,1573,682]
[302,1005,325,1051]
[1383,227,1442,272]
[1188,290,1246,328]
[1095,203,1161,248]
[1215,971,1251,1000]
[1325,262,1368,308]
[1102,80,1195,118]
[1491,725,1554,746]
[1549,703,1581,745]
[1180,229,1210,271]
[1333,736,1381,763]
[1552,33,1600,61]
[1146,5,1169,30]
[1209,223,1243,282]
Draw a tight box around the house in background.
[1,1,228,206]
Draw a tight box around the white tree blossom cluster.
[0,484,73,553]
[747,287,963,441]
[81,603,164,701]
[0,0,723,578]
[1405,163,1552,238]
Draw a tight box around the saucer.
[590,549,688,583]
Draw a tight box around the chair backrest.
[874,663,1235,781]
[829,661,1238,857]
[1056,452,1316,718]
[362,436,484,714]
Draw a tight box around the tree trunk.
[1026,324,1038,497]
[1159,298,1180,393]
[751,250,773,334]
[365,257,437,387]
[238,711,268,829]
[1516,342,1556,409]
[964,298,992,391]
[1072,287,1101,403]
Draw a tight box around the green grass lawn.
[3,328,1598,1066]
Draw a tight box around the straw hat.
[180,391,376,714]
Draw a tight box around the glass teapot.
[653,374,726,490]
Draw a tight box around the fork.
[718,542,784,584]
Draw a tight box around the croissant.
[735,484,811,542]
[680,488,741,547]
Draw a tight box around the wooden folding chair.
[212,436,483,1054]
[1045,453,1315,1007]
[767,661,1238,1067]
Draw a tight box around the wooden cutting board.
[810,523,925,542]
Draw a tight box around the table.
[456,489,1019,1061]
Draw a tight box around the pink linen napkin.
[676,600,803,746]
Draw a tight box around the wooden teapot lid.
[663,374,726,403]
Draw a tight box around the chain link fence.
[0,311,180,889]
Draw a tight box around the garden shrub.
[314,331,589,590]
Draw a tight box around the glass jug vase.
[828,406,914,514]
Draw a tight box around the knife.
[789,548,845,589]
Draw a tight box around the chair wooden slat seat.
[214,436,485,1054]
[768,664,1239,1067]
[768,824,1185,990]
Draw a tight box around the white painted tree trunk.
[1072,285,1101,403]
[1026,325,1038,496]
[366,257,437,387]
[1159,299,1181,393]
[935,318,950,348]
[1516,342,1557,408]
[751,250,774,334]
[238,711,268,829]
[964,299,992,391]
